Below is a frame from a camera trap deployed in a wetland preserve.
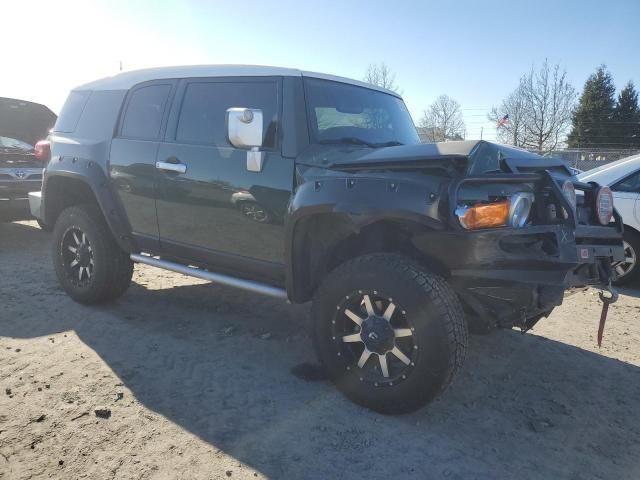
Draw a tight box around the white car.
[578,154,640,284]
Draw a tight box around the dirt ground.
[1,220,639,480]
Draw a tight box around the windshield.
[0,136,34,152]
[303,77,420,147]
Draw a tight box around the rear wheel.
[52,204,133,304]
[613,230,640,285]
[312,254,467,414]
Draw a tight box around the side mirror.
[226,108,265,172]
[226,108,264,149]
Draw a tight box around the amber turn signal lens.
[456,200,510,230]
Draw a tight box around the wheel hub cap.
[333,292,416,384]
[360,316,395,354]
[76,244,91,267]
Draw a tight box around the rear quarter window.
[120,84,172,140]
[54,91,90,133]
[73,91,127,139]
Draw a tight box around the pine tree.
[614,81,640,147]
[568,66,616,147]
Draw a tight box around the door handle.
[156,161,187,174]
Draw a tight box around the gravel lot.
[1,220,639,480]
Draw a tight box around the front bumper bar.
[0,180,42,220]
[414,223,623,327]
[417,170,624,327]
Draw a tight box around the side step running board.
[130,253,288,300]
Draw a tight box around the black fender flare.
[42,156,136,253]
[284,175,445,302]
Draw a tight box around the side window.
[120,84,172,140]
[176,81,278,148]
[612,171,640,193]
[55,90,90,133]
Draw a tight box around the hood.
[297,143,470,174]
[0,97,57,147]
[297,140,570,176]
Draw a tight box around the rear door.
[155,77,294,280]
[110,80,176,247]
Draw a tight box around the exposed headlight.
[456,192,532,230]
[508,192,534,228]
[562,180,577,212]
[595,186,614,225]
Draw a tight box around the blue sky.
[2,0,639,141]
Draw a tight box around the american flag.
[496,114,509,127]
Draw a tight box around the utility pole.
[119,61,123,72]
[480,126,483,141]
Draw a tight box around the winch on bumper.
[414,171,625,330]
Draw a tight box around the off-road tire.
[312,254,468,414]
[52,204,133,304]
[614,229,640,286]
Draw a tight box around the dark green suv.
[31,65,624,413]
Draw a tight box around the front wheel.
[312,254,468,414]
[52,204,133,305]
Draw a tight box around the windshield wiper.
[373,140,404,147]
[318,137,404,148]
[319,137,375,147]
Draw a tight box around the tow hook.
[597,282,618,347]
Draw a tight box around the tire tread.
[52,204,133,305]
[312,253,468,413]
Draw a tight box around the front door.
[155,77,293,280]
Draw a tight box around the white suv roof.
[75,64,400,97]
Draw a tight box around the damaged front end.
[296,140,624,337]
[414,168,624,333]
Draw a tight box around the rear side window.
[55,91,90,133]
[176,81,278,148]
[74,91,127,139]
[120,84,172,140]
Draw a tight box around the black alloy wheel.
[62,227,95,285]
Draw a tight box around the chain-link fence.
[534,148,640,172]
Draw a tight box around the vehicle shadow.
[1,221,640,479]
[618,285,640,299]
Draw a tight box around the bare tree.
[522,60,576,151]
[488,82,529,147]
[419,95,466,142]
[491,60,576,152]
[363,63,400,93]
